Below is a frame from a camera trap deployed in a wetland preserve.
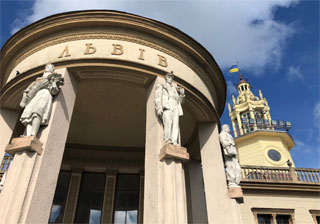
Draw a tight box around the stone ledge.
[228,187,244,202]
[5,136,43,155]
[159,143,189,162]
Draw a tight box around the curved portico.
[0,10,242,224]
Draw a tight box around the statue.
[155,71,185,145]
[19,64,64,137]
[219,124,241,187]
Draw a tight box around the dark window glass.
[74,172,106,224]
[257,214,272,224]
[268,149,282,161]
[114,174,140,224]
[316,216,320,224]
[276,215,291,224]
[49,171,71,223]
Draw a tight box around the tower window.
[268,149,281,162]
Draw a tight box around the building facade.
[0,10,243,224]
[229,77,320,224]
[0,10,319,224]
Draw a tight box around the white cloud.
[10,0,298,73]
[287,65,303,82]
[313,101,320,125]
[293,139,312,154]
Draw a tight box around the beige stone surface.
[7,39,214,106]
[0,68,78,224]
[20,68,78,224]
[144,76,165,224]
[198,122,243,224]
[228,187,244,199]
[5,136,43,155]
[159,143,189,162]
[0,109,18,161]
[144,77,188,224]
[185,160,208,223]
[240,192,320,224]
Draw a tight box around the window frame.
[48,170,71,223]
[309,209,320,224]
[251,208,295,224]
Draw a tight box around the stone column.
[236,113,243,136]
[0,109,19,162]
[138,170,144,224]
[231,118,238,137]
[101,170,117,224]
[0,68,78,224]
[62,167,83,223]
[185,160,208,223]
[198,122,242,224]
[249,107,257,131]
[144,76,188,224]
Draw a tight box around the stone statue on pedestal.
[19,64,64,137]
[155,71,185,146]
[219,124,242,187]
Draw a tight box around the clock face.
[267,149,282,162]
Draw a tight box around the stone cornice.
[0,10,226,116]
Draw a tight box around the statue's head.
[165,71,174,84]
[44,64,55,73]
[222,124,230,133]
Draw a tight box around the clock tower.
[228,76,295,167]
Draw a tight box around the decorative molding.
[1,11,226,116]
[63,156,144,169]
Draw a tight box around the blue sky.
[1,0,319,168]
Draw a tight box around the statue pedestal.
[0,136,43,223]
[159,143,189,162]
[5,136,43,155]
[159,144,189,224]
[228,187,244,200]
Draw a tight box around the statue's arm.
[49,81,59,95]
[177,86,185,104]
[154,84,163,116]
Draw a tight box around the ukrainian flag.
[229,65,239,73]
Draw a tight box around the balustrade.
[241,165,320,184]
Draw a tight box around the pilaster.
[62,167,83,223]
[101,170,117,224]
[0,109,19,162]
[144,76,188,224]
[0,68,78,224]
[198,122,242,224]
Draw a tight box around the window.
[114,174,140,224]
[257,214,272,224]
[74,172,106,224]
[268,149,282,162]
[49,171,71,223]
[309,210,320,224]
[252,208,295,224]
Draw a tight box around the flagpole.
[237,61,243,80]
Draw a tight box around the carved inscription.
[58,43,168,68]
[111,44,124,55]
[58,46,71,58]
[158,55,168,67]
[84,43,97,55]
[138,48,145,60]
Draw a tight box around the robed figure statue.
[155,71,185,145]
[219,124,242,187]
[19,64,64,137]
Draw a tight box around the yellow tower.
[228,76,295,167]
